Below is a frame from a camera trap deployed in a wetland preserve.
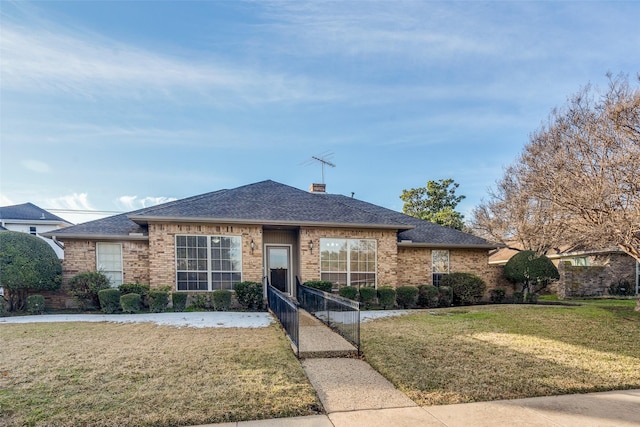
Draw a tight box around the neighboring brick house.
[44,180,498,308]
[490,246,640,297]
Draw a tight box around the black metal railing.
[267,282,299,357]
[297,282,360,353]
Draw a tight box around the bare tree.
[471,74,640,309]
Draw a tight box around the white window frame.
[175,235,242,291]
[320,238,377,288]
[432,249,450,286]
[96,242,123,287]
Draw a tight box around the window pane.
[432,250,450,274]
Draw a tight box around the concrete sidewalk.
[195,388,640,426]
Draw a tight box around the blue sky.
[1,1,638,224]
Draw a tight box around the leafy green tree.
[401,178,466,230]
[0,231,62,311]
[504,251,559,296]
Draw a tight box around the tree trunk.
[636,298,640,312]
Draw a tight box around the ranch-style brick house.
[44,180,501,308]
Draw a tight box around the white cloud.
[117,195,177,211]
[47,193,94,211]
[0,194,16,207]
[21,159,51,173]
[0,21,338,104]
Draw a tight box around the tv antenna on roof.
[302,151,336,184]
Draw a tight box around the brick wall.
[556,252,637,298]
[299,227,399,287]
[147,222,263,289]
[397,246,507,298]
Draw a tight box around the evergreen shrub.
[98,289,121,314]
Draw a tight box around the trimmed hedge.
[26,295,45,315]
[212,290,232,311]
[120,293,141,313]
[68,271,111,310]
[513,291,524,304]
[441,272,487,306]
[358,287,376,309]
[417,285,439,308]
[378,286,396,309]
[490,288,506,304]
[98,289,121,314]
[234,281,264,310]
[303,280,333,292]
[338,286,358,300]
[0,298,6,317]
[172,293,187,312]
[438,286,453,307]
[396,286,418,309]
[149,290,169,313]
[119,283,150,307]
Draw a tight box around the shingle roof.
[0,203,71,224]
[46,180,495,248]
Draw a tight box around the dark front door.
[267,246,290,293]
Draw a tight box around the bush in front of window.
[212,290,232,311]
[441,272,487,306]
[417,285,439,308]
[98,289,121,314]
[377,286,396,309]
[438,286,453,307]
[119,283,151,308]
[358,287,376,309]
[395,286,419,309]
[26,295,45,315]
[234,281,264,310]
[338,286,358,301]
[172,293,187,312]
[303,281,333,293]
[190,293,211,310]
[120,293,141,314]
[149,290,169,313]
[69,271,112,310]
[609,280,635,296]
[0,297,6,317]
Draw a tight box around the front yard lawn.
[0,322,321,426]
[362,300,640,406]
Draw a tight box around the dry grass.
[361,300,640,406]
[0,322,321,426]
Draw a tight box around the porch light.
[309,240,314,253]
[250,239,255,253]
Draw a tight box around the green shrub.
[172,293,187,312]
[234,281,264,310]
[395,286,419,309]
[212,290,232,311]
[490,288,506,304]
[0,231,62,312]
[98,289,121,314]
[148,290,169,313]
[358,287,376,309]
[0,298,6,317]
[525,293,539,304]
[119,283,150,307]
[417,285,439,308]
[191,293,210,309]
[609,280,635,296]
[504,251,559,295]
[26,295,45,315]
[377,286,396,309]
[441,272,487,306]
[338,286,358,300]
[513,291,524,304]
[68,271,111,310]
[120,293,141,313]
[438,286,453,307]
[303,280,333,293]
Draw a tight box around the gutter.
[41,232,149,241]
[397,241,498,250]
[127,215,414,231]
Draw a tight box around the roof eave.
[42,232,149,241]
[128,215,415,231]
[398,241,498,250]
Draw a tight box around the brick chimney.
[309,183,326,193]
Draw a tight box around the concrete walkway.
[297,309,358,358]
